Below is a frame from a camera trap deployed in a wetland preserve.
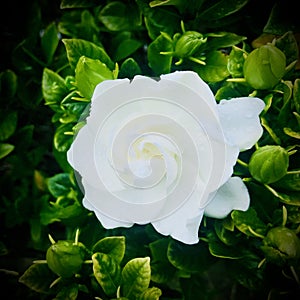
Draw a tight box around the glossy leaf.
[19,263,56,294]
[92,252,121,296]
[193,50,230,82]
[41,22,60,64]
[231,208,268,237]
[138,287,162,300]
[92,236,126,264]
[167,240,213,273]
[199,0,249,21]
[42,68,69,106]
[0,143,15,159]
[120,257,151,300]
[63,38,114,70]
[0,69,17,98]
[0,111,17,141]
[98,1,142,31]
[75,56,114,99]
[148,33,173,75]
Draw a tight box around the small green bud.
[174,31,207,58]
[261,226,300,266]
[249,145,289,184]
[46,240,87,278]
[243,44,286,90]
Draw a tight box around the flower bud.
[174,31,206,58]
[261,226,300,266]
[243,44,286,90]
[46,240,87,278]
[249,145,289,184]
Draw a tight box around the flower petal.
[83,197,134,229]
[204,177,250,219]
[217,97,265,151]
[152,191,205,244]
[161,71,217,108]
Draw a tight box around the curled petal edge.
[204,177,250,219]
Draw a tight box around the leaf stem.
[74,228,80,245]
[247,226,265,239]
[33,260,48,264]
[286,169,300,174]
[48,234,56,245]
[282,205,287,227]
[188,56,206,65]
[226,78,246,82]
[258,257,266,268]
[237,158,248,168]
[290,266,300,285]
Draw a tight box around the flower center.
[126,133,180,189]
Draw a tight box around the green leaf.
[263,2,300,35]
[0,143,14,159]
[120,257,151,300]
[275,31,299,66]
[92,252,121,296]
[13,125,34,152]
[137,0,181,40]
[215,81,252,101]
[40,194,85,226]
[0,111,18,141]
[284,127,300,139]
[149,0,188,13]
[75,56,114,99]
[293,78,300,113]
[98,1,142,31]
[227,46,246,78]
[149,238,170,263]
[264,184,300,206]
[60,0,97,9]
[199,0,249,21]
[193,50,230,82]
[42,68,69,106]
[0,69,18,98]
[54,284,79,300]
[119,58,142,79]
[92,236,126,264]
[54,123,74,152]
[41,22,60,64]
[208,238,245,259]
[148,33,173,75]
[231,208,268,237]
[19,263,56,294]
[138,287,162,300]
[47,173,74,198]
[63,38,114,70]
[150,260,177,284]
[167,239,214,273]
[113,38,143,62]
[204,32,246,51]
[214,220,239,246]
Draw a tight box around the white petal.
[92,78,130,99]
[217,97,265,151]
[204,177,250,219]
[83,197,133,229]
[152,193,205,244]
[161,71,217,108]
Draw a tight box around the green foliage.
[1,0,300,299]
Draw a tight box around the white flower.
[67,71,265,244]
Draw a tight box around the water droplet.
[245,112,253,118]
